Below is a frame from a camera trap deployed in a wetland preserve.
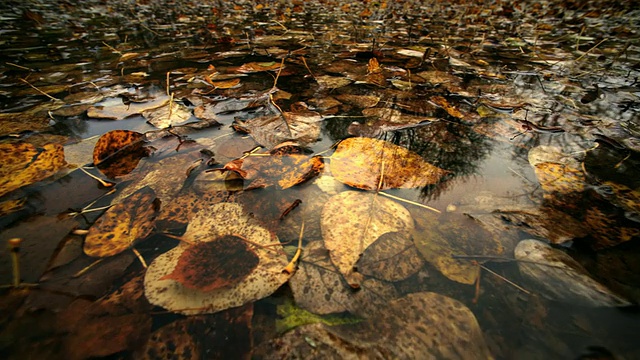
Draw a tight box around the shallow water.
[1,1,640,359]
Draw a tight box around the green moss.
[275,298,362,333]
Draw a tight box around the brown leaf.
[237,61,282,73]
[92,130,148,178]
[160,235,260,292]
[356,231,424,281]
[0,142,66,197]
[330,137,449,190]
[84,186,160,257]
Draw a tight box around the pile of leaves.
[1,0,640,358]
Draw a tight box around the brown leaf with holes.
[0,142,66,197]
[160,235,260,292]
[330,137,449,190]
[84,186,160,257]
[92,130,149,178]
[241,152,324,189]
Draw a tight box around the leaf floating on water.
[240,152,324,189]
[160,235,260,292]
[93,130,149,178]
[315,75,352,89]
[321,191,414,287]
[515,239,630,307]
[0,142,66,197]
[237,61,282,73]
[143,100,192,129]
[256,292,492,359]
[233,111,322,149]
[356,231,425,281]
[84,186,160,258]
[412,212,504,285]
[144,202,291,315]
[330,137,449,190]
[87,96,169,120]
[289,241,398,316]
[430,95,464,119]
[584,207,640,249]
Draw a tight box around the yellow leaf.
[0,142,66,197]
[330,137,450,190]
[84,186,160,257]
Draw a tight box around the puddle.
[1,1,639,359]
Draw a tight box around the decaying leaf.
[142,100,192,129]
[321,191,414,287]
[289,241,398,316]
[515,239,630,307]
[356,231,424,281]
[330,137,449,190]
[597,181,640,223]
[490,207,588,244]
[256,292,492,359]
[528,145,586,196]
[137,305,253,360]
[237,61,282,73]
[0,142,66,197]
[412,212,504,285]
[160,235,260,292]
[315,75,352,89]
[431,95,464,118]
[229,152,324,189]
[84,186,160,257]
[584,207,640,249]
[233,111,322,149]
[87,96,169,120]
[92,130,149,178]
[144,202,290,315]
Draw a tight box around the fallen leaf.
[160,235,260,292]
[334,94,380,108]
[92,130,148,178]
[330,137,449,190]
[237,61,282,73]
[233,111,322,149]
[256,292,492,359]
[356,231,424,281]
[235,152,324,189]
[144,202,290,315]
[83,186,160,257]
[431,95,464,118]
[142,100,192,129]
[315,75,353,89]
[289,241,399,315]
[490,207,588,244]
[584,207,640,249]
[412,212,504,285]
[321,191,414,287]
[515,239,630,306]
[0,142,66,197]
[87,96,169,120]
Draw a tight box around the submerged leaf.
[84,186,160,257]
[92,130,148,178]
[0,142,66,197]
[143,101,192,129]
[515,239,630,307]
[289,241,398,315]
[256,292,491,359]
[412,212,504,285]
[160,235,260,292]
[356,231,424,281]
[321,191,414,287]
[144,202,290,315]
[330,137,449,190]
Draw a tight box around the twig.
[480,264,530,295]
[102,41,122,55]
[271,56,286,91]
[73,258,105,278]
[378,191,441,213]
[79,167,115,188]
[19,78,60,101]
[132,248,148,268]
[300,56,315,79]
[6,62,33,71]
[575,38,607,62]
[283,222,304,274]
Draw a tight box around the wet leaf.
[144,202,290,315]
[321,191,414,287]
[160,235,260,292]
[529,145,586,195]
[491,207,588,244]
[92,130,148,178]
[330,137,449,190]
[584,207,640,249]
[515,239,630,307]
[256,292,491,359]
[412,212,504,285]
[233,111,322,149]
[205,76,241,89]
[87,96,169,120]
[356,231,424,281]
[315,75,353,89]
[598,181,640,222]
[334,94,380,108]
[83,186,160,258]
[237,152,324,189]
[237,61,282,73]
[289,241,398,315]
[0,198,26,217]
[0,142,66,197]
[143,100,192,129]
[276,297,362,333]
[431,95,464,118]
